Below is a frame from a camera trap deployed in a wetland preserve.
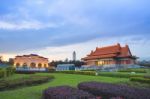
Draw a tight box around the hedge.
[118,69,147,73]
[42,86,95,99]
[130,77,150,84]
[78,81,150,99]
[0,75,54,91]
[55,71,95,76]
[0,69,5,78]
[98,72,144,78]
[0,67,15,78]
[144,75,150,79]
[15,71,36,74]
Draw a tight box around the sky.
[0,0,150,61]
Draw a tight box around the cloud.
[2,35,150,61]
[0,20,58,30]
[0,0,150,60]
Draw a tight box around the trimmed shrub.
[56,71,95,76]
[118,69,147,73]
[144,75,150,79]
[42,86,95,99]
[0,75,54,91]
[0,67,15,78]
[130,77,150,84]
[0,69,5,78]
[48,69,56,73]
[15,71,36,74]
[78,81,150,99]
[81,69,96,71]
[98,72,144,78]
[6,67,15,76]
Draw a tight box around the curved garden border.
[0,75,54,91]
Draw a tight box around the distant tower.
[73,51,76,61]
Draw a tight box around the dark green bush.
[118,69,147,73]
[0,69,5,78]
[98,72,144,78]
[80,69,96,71]
[144,75,150,79]
[0,75,54,91]
[130,77,150,84]
[0,67,15,78]
[6,67,15,76]
[15,71,36,74]
[48,69,56,73]
[56,71,95,76]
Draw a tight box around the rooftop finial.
[96,47,99,50]
[125,44,129,48]
[117,43,120,46]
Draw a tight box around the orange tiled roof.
[15,54,48,59]
[82,43,134,60]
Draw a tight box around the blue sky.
[0,0,150,61]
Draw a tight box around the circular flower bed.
[42,86,95,99]
[78,81,150,99]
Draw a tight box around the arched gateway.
[14,54,49,68]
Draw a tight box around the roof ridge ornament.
[125,44,129,48]
[96,47,99,50]
[117,43,120,46]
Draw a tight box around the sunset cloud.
[0,0,150,60]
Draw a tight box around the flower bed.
[0,75,54,91]
[42,86,95,99]
[78,81,150,99]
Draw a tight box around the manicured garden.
[0,73,129,99]
[0,68,149,99]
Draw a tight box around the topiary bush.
[78,81,150,99]
[42,86,95,99]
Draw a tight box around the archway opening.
[38,63,42,68]
[44,64,47,68]
[30,63,36,68]
[23,63,28,68]
[16,63,20,68]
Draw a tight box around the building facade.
[14,54,49,68]
[82,43,137,66]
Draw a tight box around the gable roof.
[82,43,135,60]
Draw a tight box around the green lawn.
[0,73,128,99]
[0,74,31,81]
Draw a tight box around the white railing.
[16,67,47,71]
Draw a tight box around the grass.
[0,73,129,99]
[0,69,149,99]
[0,74,31,81]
